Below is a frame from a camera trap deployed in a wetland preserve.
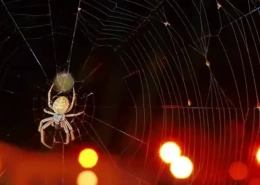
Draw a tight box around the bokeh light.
[77,170,98,185]
[159,142,181,163]
[170,156,193,179]
[229,161,248,180]
[78,148,98,168]
[256,147,260,164]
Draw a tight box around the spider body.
[53,113,65,124]
[53,96,70,114]
[38,84,84,148]
[52,113,66,129]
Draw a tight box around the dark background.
[0,0,260,184]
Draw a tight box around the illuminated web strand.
[48,0,58,73]
[189,6,260,56]
[78,0,161,46]
[117,0,166,47]
[218,6,260,35]
[0,0,48,79]
[67,0,81,72]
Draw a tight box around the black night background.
[0,0,260,184]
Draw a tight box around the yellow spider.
[38,84,84,148]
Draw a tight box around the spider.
[38,84,84,148]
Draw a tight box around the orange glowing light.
[159,142,181,163]
[170,156,193,179]
[78,148,98,168]
[256,148,260,164]
[77,170,98,185]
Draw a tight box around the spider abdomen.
[53,96,70,114]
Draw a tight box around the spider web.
[0,0,260,184]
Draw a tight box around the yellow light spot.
[78,148,98,168]
[77,170,98,185]
[170,156,193,179]
[256,147,260,164]
[159,142,181,164]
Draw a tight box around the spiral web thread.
[0,0,260,184]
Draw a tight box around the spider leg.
[38,117,53,132]
[65,120,75,141]
[65,111,84,117]
[43,109,55,115]
[48,84,54,110]
[65,87,76,113]
[40,120,54,149]
[63,124,70,145]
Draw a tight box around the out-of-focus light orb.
[77,170,98,185]
[53,72,74,92]
[78,148,98,168]
[229,161,248,180]
[256,148,260,164]
[159,142,181,163]
[170,156,193,179]
[249,178,260,185]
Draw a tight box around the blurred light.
[170,156,193,179]
[159,142,181,164]
[78,148,98,168]
[229,161,248,180]
[77,170,98,185]
[249,178,260,185]
[256,148,260,164]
